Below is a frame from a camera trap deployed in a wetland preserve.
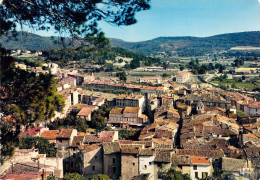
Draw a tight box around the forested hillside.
[110,31,260,56]
[1,31,260,56]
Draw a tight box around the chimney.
[42,169,46,180]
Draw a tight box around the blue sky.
[34,0,260,42]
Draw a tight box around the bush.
[19,137,57,157]
[119,130,141,140]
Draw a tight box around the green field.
[211,79,260,89]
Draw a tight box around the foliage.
[237,110,247,121]
[116,71,127,81]
[179,65,184,71]
[46,174,56,180]
[119,130,141,140]
[0,49,64,161]
[0,142,15,164]
[233,58,244,67]
[162,62,170,70]
[63,173,86,180]
[48,114,89,132]
[158,165,191,180]
[130,57,141,69]
[19,137,57,157]
[1,0,150,38]
[187,60,225,74]
[91,174,111,180]
[91,104,111,130]
[110,31,260,56]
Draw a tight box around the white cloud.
[258,0,260,4]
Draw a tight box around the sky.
[33,0,260,42]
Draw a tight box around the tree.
[116,71,127,81]
[19,137,57,157]
[91,174,111,180]
[158,165,191,180]
[162,62,169,70]
[63,173,85,180]
[1,0,150,38]
[179,65,184,71]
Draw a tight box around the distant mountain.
[110,31,260,56]
[0,32,71,51]
[1,31,260,56]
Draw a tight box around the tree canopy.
[0,0,150,37]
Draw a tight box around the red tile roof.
[77,106,97,116]
[40,130,59,140]
[57,129,73,139]
[18,127,43,138]
[190,156,210,165]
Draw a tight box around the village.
[0,61,259,180]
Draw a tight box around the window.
[133,163,135,166]
[195,172,198,178]
[193,165,197,170]
[71,162,74,168]
[202,172,208,179]
[113,158,116,164]
[92,166,95,171]
[177,165,182,169]
[149,162,152,165]
[95,156,97,159]
[144,165,147,169]
[113,166,116,174]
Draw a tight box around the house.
[92,98,105,107]
[60,77,77,87]
[138,148,155,180]
[103,142,121,180]
[78,144,103,177]
[221,157,250,178]
[76,105,98,121]
[56,129,77,149]
[115,94,145,113]
[176,72,191,83]
[190,156,211,180]
[84,131,119,145]
[40,130,59,144]
[140,76,162,84]
[172,155,191,176]
[120,144,142,180]
[108,107,148,128]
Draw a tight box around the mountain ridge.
[1,31,260,56]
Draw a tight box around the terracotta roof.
[155,149,172,162]
[110,108,123,114]
[190,156,210,165]
[121,145,142,154]
[222,157,247,172]
[171,155,191,165]
[40,130,59,140]
[139,148,154,156]
[18,127,42,138]
[78,144,101,153]
[176,149,224,158]
[124,107,140,113]
[77,106,97,116]
[57,129,73,139]
[103,142,121,154]
[71,136,84,147]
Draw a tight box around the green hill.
[110,31,260,56]
[1,31,260,56]
[0,32,70,50]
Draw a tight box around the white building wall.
[190,165,211,180]
[139,155,155,180]
[249,107,260,115]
